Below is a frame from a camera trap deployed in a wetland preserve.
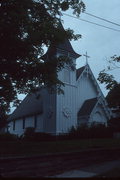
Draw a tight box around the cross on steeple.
[83,51,90,64]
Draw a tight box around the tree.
[106,83,120,109]
[98,56,120,131]
[98,55,120,90]
[0,0,85,119]
[98,55,120,108]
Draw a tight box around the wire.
[84,12,120,27]
[63,13,120,32]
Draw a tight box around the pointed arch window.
[13,120,15,131]
[34,115,37,128]
[64,68,70,84]
[23,118,25,129]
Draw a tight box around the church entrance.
[92,111,103,123]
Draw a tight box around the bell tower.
[42,22,81,86]
[41,22,81,134]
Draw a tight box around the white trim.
[77,64,112,119]
[64,83,77,88]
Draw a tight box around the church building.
[7,26,112,136]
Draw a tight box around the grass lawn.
[1,138,120,158]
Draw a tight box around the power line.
[84,12,120,27]
[63,13,120,32]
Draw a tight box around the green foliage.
[106,83,120,109]
[68,125,76,134]
[23,127,55,141]
[108,117,120,132]
[0,0,85,116]
[111,55,120,62]
[68,123,113,139]
[0,113,8,129]
[98,54,120,106]
[98,71,117,90]
[0,132,19,141]
[23,127,35,140]
[89,123,112,138]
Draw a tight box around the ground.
[1,138,120,157]
[1,147,120,177]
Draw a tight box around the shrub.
[23,127,35,140]
[0,132,19,141]
[67,123,113,139]
[89,123,112,138]
[23,127,55,141]
[108,117,120,132]
[32,132,55,141]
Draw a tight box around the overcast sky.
[62,0,120,96]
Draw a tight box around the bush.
[23,127,35,140]
[0,132,19,141]
[108,117,120,132]
[89,123,113,138]
[32,132,55,141]
[67,123,113,139]
[68,124,89,139]
[23,127,55,141]
[21,123,114,142]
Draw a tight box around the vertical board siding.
[56,84,77,134]
[25,116,34,128]
[8,119,24,136]
[42,89,56,134]
[35,114,44,132]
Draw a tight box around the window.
[34,115,37,128]
[23,118,25,129]
[13,121,15,130]
[64,68,70,83]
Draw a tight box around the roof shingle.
[78,97,98,117]
[8,91,43,121]
[76,66,85,80]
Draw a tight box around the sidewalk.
[50,160,120,178]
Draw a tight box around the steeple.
[41,22,81,60]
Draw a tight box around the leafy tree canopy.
[98,71,117,90]
[106,83,120,109]
[0,0,85,116]
[98,55,120,90]
[98,55,120,124]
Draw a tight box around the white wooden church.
[7,26,112,136]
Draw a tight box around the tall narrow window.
[23,118,25,129]
[13,121,15,131]
[34,115,37,128]
[64,68,70,84]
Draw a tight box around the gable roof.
[8,91,43,121]
[78,97,98,117]
[76,66,85,80]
